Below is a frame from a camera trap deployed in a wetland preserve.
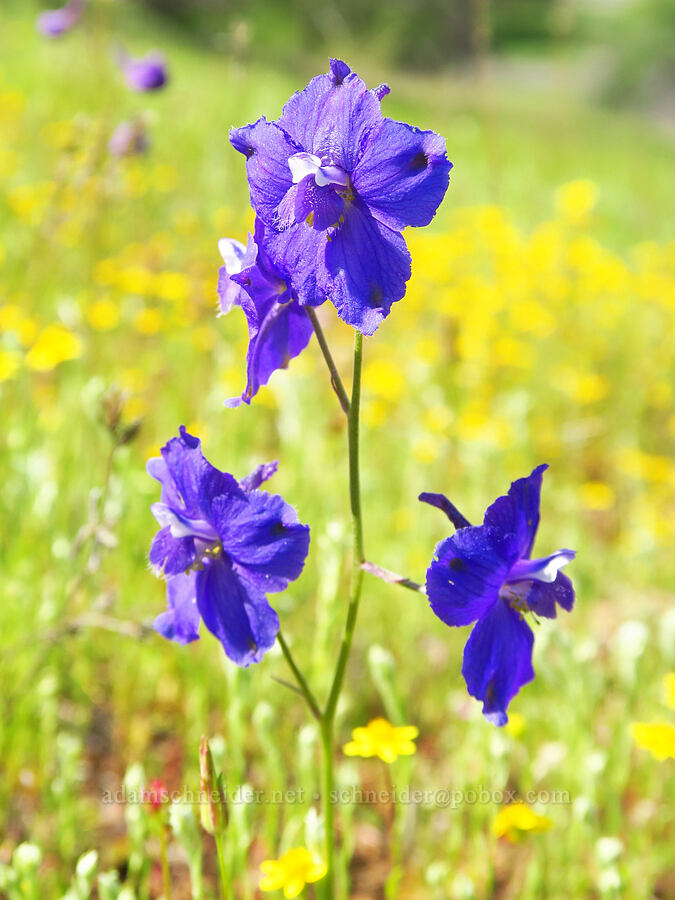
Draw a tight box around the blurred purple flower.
[217,218,313,407]
[108,120,149,157]
[118,49,168,92]
[36,0,84,38]
[148,427,310,666]
[230,58,452,335]
[422,465,575,726]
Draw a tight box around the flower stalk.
[320,331,365,897]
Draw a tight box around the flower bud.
[199,735,227,835]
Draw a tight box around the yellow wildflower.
[343,717,418,763]
[86,299,119,331]
[555,179,597,224]
[0,305,37,345]
[25,325,81,372]
[118,266,155,296]
[412,434,439,465]
[504,713,526,738]
[664,674,675,711]
[631,722,675,760]
[93,258,118,287]
[580,481,615,512]
[0,350,20,382]
[154,271,190,303]
[260,847,327,898]
[134,308,163,335]
[9,182,54,226]
[124,395,147,420]
[364,358,404,402]
[362,399,387,429]
[0,89,25,123]
[492,802,553,841]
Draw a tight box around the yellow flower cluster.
[630,673,675,761]
[260,847,326,898]
[343,717,419,763]
[492,801,553,841]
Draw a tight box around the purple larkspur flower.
[148,427,310,666]
[421,465,575,726]
[119,50,168,92]
[217,218,313,406]
[37,0,84,38]
[230,58,452,335]
[108,120,149,157]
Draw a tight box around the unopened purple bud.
[121,52,168,92]
[108,120,149,157]
[36,0,84,38]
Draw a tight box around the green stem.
[321,331,365,898]
[277,630,322,720]
[306,307,350,415]
[320,719,335,899]
[159,823,171,900]
[215,830,231,900]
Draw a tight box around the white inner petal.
[218,238,246,275]
[288,152,350,189]
[510,550,575,584]
[289,152,323,184]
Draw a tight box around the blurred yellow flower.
[191,325,216,352]
[0,350,20,382]
[630,722,675,760]
[93,258,118,287]
[124,395,147,420]
[492,802,553,841]
[362,399,387,429]
[580,481,615,511]
[119,266,155,296]
[154,271,190,303]
[343,717,418,763]
[0,89,25,122]
[412,434,439,465]
[0,305,38,345]
[555,179,597,224]
[134,308,163,335]
[504,712,526,738]
[9,182,54,226]
[86,299,119,331]
[415,336,442,365]
[123,166,148,197]
[664,674,675,711]
[260,847,326,898]
[423,404,452,435]
[25,325,81,372]
[557,370,610,405]
[364,358,404,402]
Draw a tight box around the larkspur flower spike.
[230,58,452,335]
[422,465,575,726]
[148,428,310,666]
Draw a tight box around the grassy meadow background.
[1,0,674,897]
